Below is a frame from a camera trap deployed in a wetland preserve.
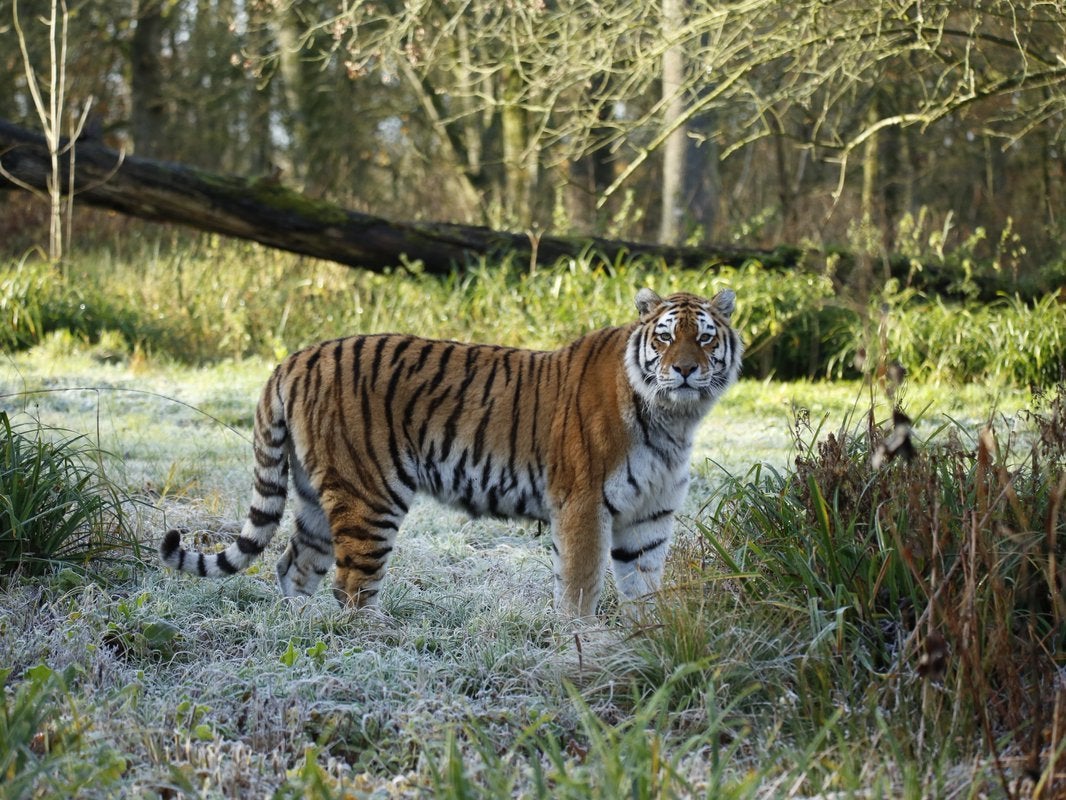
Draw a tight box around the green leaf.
[25,663,55,684]
[142,620,180,647]
[305,640,327,664]
[280,640,299,667]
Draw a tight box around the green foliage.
[4,244,1060,386]
[173,699,215,743]
[100,592,182,664]
[0,411,137,578]
[833,287,1066,386]
[0,664,126,798]
[0,260,51,350]
[273,748,330,800]
[279,639,300,668]
[0,259,164,357]
[701,385,1066,761]
[428,669,757,800]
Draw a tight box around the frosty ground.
[0,348,1031,798]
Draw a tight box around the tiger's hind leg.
[323,489,410,609]
[275,459,335,599]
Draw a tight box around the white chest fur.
[603,414,698,524]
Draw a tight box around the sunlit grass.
[3,242,1064,384]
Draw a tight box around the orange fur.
[161,289,743,616]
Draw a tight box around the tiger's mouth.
[658,380,712,404]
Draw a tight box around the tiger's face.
[626,288,743,409]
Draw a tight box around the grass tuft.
[0,411,138,579]
[698,382,1066,790]
[0,663,127,798]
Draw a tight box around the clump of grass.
[700,383,1066,789]
[836,288,1066,386]
[0,411,138,579]
[0,258,161,357]
[0,259,52,350]
[0,663,127,797]
[427,667,757,800]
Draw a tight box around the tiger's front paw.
[554,581,602,619]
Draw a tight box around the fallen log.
[0,117,797,274]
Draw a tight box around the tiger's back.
[298,323,647,498]
[161,288,743,616]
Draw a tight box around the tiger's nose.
[674,364,697,379]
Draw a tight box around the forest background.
[1,1,1066,798]
[2,0,1066,276]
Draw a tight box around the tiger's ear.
[712,289,736,321]
[635,288,663,320]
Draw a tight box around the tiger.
[160,287,743,617]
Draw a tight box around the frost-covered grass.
[0,342,1046,798]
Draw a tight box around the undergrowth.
[690,382,1066,798]
[0,411,138,580]
[2,243,1064,384]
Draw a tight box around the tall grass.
[0,411,137,578]
[835,288,1066,387]
[2,244,1063,385]
[697,384,1066,791]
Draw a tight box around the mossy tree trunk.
[501,66,534,226]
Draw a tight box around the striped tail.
[160,371,289,578]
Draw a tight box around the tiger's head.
[626,288,743,411]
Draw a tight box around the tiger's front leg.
[550,495,611,617]
[610,512,675,604]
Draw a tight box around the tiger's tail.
[160,370,289,578]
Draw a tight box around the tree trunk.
[860,103,879,235]
[244,1,277,178]
[130,1,167,158]
[501,66,533,226]
[683,110,719,245]
[268,3,310,187]
[398,59,486,222]
[0,116,797,273]
[658,0,686,244]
